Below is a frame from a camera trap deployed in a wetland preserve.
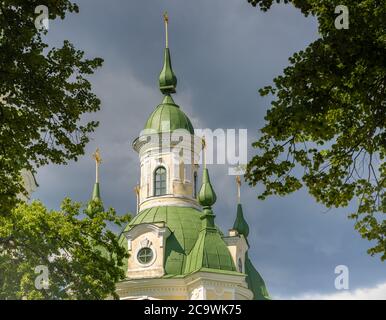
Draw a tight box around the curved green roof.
[144,95,194,135]
[128,206,202,275]
[118,229,129,273]
[191,168,236,274]
[245,254,270,300]
[126,205,236,276]
[120,205,270,299]
[184,218,237,274]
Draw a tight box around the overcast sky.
[32,0,386,299]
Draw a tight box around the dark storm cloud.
[32,0,386,298]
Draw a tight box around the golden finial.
[236,175,241,204]
[163,11,169,48]
[163,11,169,23]
[92,148,102,183]
[93,148,102,165]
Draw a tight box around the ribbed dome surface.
[144,95,194,134]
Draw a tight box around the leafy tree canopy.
[0,198,130,299]
[0,1,130,299]
[0,0,102,211]
[245,0,386,259]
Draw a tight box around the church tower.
[115,13,269,300]
[132,12,201,213]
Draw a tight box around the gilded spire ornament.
[88,148,103,211]
[163,11,169,48]
[92,148,102,183]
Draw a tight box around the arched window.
[154,166,167,196]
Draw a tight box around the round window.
[137,247,154,265]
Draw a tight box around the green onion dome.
[233,204,249,238]
[197,168,217,207]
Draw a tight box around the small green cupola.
[185,168,237,274]
[232,176,249,238]
[87,148,104,213]
[197,168,217,230]
[159,48,177,94]
[159,12,177,94]
[233,204,249,238]
[91,182,101,201]
[197,168,217,209]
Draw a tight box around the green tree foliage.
[0,1,130,299]
[0,198,130,299]
[245,1,385,259]
[0,0,102,211]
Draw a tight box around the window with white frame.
[154,166,167,196]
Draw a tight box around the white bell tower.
[133,129,202,212]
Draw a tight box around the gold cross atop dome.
[163,11,169,48]
[163,11,169,23]
[93,148,102,164]
[92,148,102,183]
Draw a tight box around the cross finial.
[236,175,241,204]
[163,11,169,48]
[163,11,169,23]
[92,148,102,183]
[93,148,102,165]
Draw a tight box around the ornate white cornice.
[124,223,171,250]
[116,270,253,300]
